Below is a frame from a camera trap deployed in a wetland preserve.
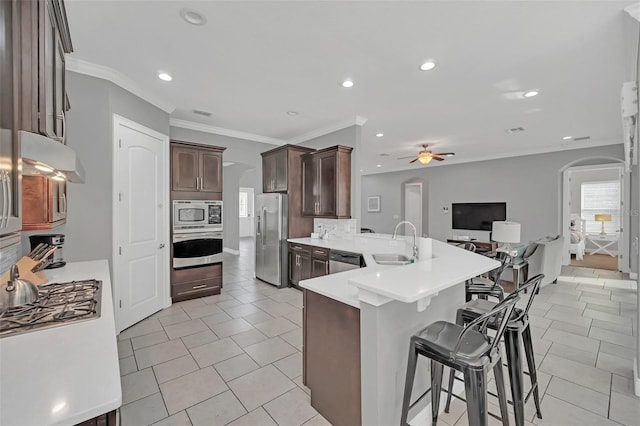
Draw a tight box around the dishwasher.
[329,250,362,273]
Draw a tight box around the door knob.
[159,244,165,249]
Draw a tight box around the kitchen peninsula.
[291,235,500,426]
[0,260,121,425]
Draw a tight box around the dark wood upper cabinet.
[19,0,72,140]
[260,145,315,239]
[22,175,66,230]
[302,146,352,218]
[171,141,225,196]
[200,150,222,193]
[262,148,288,192]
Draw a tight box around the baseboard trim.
[223,248,240,255]
[634,357,640,397]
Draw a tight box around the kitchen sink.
[372,253,411,265]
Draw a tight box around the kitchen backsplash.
[314,219,357,238]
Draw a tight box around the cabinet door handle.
[57,111,66,144]
[5,171,11,228]
[325,261,329,275]
[2,171,8,228]
[192,284,207,290]
[60,192,66,213]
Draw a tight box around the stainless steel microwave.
[173,200,222,233]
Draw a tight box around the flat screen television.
[451,202,507,231]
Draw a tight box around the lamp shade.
[492,221,521,244]
[594,214,612,222]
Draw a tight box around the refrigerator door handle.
[256,215,261,238]
[262,208,267,246]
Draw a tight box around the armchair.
[523,235,564,287]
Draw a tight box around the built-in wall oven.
[173,231,223,268]
[172,200,223,269]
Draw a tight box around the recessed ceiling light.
[376,164,382,168]
[376,133,384,137]
[524,90,539,98]
[287,111,299,116]
[180,8,207,26]
[420,61,436,71]
[562,136,572,140]
[360,169,363,172]
[341,79,354,88]
[158,72,172,81]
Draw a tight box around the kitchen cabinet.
[22,175,66,230]
[171,263,222,302]
[0,0,23,235]
[171,141,225,196]
[18,0,73,141]
[260,145,315,238]
[262,148,288,192]
[289,243,311,286]
[302,146,352,218]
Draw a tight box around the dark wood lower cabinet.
[171,263,222,302]
[75,410,117,426]
[303,289,361,426]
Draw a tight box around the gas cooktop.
[0,279,102,338]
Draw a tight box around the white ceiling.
[65,0,637,174]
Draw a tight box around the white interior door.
[113,115,170,332]
[404,183,423,237]
[239,187,254,238]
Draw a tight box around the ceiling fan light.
[418,156,432,164]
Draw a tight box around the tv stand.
[447,239,497,252]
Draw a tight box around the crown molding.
[625,3,640,21]
[170,118,285,145]
[288,116,369,145]
[66,57,176,113]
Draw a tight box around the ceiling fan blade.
[409,158,418,164]
[431,155,445,161]
[433,152,455,157]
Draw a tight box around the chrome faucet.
[392,221,419,260]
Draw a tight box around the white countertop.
[289,235,500,309]
[0,260,122,426]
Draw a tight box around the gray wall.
[22,71,171,266]
[169,127,279,251]
[298,125,362,225]
[361,144,626,246]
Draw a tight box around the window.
[581,180,620,234]
[239,192,248,218]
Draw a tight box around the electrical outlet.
[443,207,449,214]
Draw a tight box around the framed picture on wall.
[368,196,381,212]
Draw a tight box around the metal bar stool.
[466,252,512,302]
[444,274,545,426]
[400,292,520,426]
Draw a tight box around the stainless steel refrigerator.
[255,193,288,287]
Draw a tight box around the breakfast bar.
[292,235,500,426]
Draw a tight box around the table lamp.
[492,221,521,256]
[594,214,611,235]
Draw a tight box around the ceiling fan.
[398,144,455,164]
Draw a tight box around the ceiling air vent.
[573,136,590,142]
[379,153,390,157]
[193,109,212,117]
[504,127,525,134]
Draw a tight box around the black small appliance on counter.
[29,234,66,269]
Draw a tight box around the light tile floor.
[117,239,640,425]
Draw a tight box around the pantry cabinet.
[302,146,352,218]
